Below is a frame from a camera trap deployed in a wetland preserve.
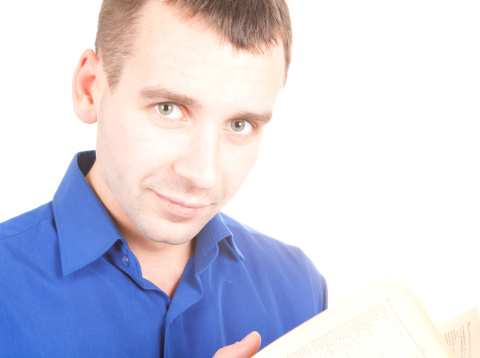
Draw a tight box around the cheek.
[98,107,161,165]
[96,111,157,189]
[221,140,262,197]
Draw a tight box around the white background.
[0,1,478,324]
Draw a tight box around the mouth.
[154,192,209,219]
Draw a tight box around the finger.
[213,331,262,358]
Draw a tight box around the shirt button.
[121,254,130,267]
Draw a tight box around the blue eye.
[229,119,253,134]
[155,103,183,119]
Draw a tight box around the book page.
[437,308,480,358]
[254,278,454,358]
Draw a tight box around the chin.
[136,217,209,245]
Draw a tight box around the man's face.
[92,1,285,245]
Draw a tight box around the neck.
[85,161,195,298]
[127,234,195,299]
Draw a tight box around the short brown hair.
[95,0,292,89]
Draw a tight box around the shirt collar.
[193,212,245,274]
[53,151,244,277]
[53,151,122,277]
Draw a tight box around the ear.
[72,49,103,124]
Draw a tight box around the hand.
[213,331,261,358]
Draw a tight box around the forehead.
[119,0,285,111]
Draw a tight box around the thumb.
[213,331,262,358]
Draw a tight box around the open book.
[438,308,480,358]
[254,278,479,358]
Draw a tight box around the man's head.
[73,0,289,246]
[95,0,292,90]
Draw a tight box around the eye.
[227,119,253,135]
[154,103,184,120]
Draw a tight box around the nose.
[173,130,222,190]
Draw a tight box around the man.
[0,0,327,357]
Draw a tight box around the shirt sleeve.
[301,249,328,313]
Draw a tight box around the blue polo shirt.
[0,151,327,358]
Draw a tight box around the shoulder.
[0,203,54,242]
[219,212,327,308]
[220,212,315,264]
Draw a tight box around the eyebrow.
[139,85,272,124]
[139,86,200,108]
[232,111,273,125]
